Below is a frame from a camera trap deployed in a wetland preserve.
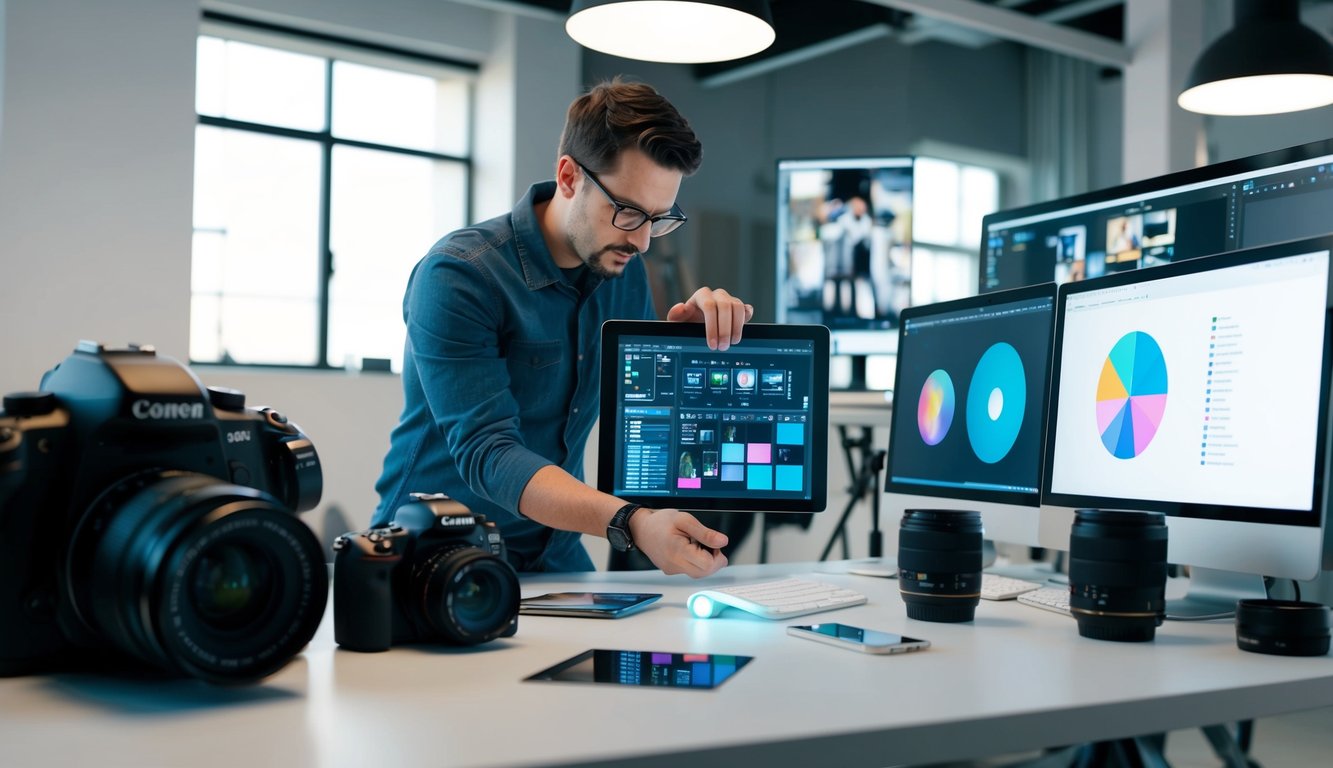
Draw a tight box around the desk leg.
[1201,723,1258,768]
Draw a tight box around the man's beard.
[566,224,639,280]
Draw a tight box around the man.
[373,79,753,579]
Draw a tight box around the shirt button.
[577,354,584,361]
[573,407,579,413]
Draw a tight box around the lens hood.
[1235,599,1331,657]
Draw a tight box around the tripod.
[819,424,887,561]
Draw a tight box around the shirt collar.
[513,181,608,296]
[512,181,565,291]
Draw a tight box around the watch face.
[607,526,632,552]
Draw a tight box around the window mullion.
[317,58,334,368]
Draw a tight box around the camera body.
[334,494,519,652]
[0,342,326,682]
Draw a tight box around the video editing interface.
[888,292,1054,498]
[610,334,818,502]
[982,150,1333,293]
[1048,248,1330,524]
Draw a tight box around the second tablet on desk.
[519,592,662,618]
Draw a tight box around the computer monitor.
[776,157,914,365]
[981,138,1333,293]
[597,321,830,514]
[1043,236,1332,615]
[884,283,1057,548]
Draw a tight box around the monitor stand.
[1166,567,1268,619]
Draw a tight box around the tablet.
[518,592,662,618]
[524,649,753,689]
[598,320,830,513]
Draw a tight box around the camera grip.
[332,540,398,652]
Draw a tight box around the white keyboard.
[1017,586,1072,615]
[688,578,867,620]
[980,574,1043,601]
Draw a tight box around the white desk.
[2,561,1330,768]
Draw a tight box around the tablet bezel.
[597,320,830,513]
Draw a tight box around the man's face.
[565,149,684,279]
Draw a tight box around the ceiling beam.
[861,0,1132,68]
[700,24,895,88]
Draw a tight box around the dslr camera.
[0,342,329,684]
[333,494,519,652]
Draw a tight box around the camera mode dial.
[3,391,57,418]
[207,387,246,412]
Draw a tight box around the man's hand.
[629,508,729,578]
[666,286,754,351]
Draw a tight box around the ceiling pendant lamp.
[1178,0,1333,116]
[566,0,776,64]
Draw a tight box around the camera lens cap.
[1235,599,1331,657]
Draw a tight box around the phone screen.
[525,649,753,689]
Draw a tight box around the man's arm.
[517,467,729,578]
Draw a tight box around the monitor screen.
[981,138,1333,293]
[884,283,1056,547]
[597,321,829,513]
[1044,236,1332,583]
[776,157,913,356]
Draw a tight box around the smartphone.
[786,623,930,655]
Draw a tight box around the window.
[192,26,473,371]
[911,157,1001,305]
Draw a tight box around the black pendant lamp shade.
[566,0,776,64]
[1178,0,1333,115]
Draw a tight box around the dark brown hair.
[558,78,702,176]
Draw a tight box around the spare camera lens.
[898,509,983,623]
[1068,508,1167,642]
[69,472,328,683]
[414,543,519,645]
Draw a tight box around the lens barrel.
[1068,508,1167,642]
[412,543,519,645]
[898,509,983,623]
[72,472,328,683]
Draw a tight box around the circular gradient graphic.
[966,342,1026,464]
[1097,331,1168,459]
[917,369,956,446]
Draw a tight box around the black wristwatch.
[607,503,642,552]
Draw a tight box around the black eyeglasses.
[575,161,687,237]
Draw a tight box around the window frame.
[193,12,478,370]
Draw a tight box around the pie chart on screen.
[1097,331,1168,460]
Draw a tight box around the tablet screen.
[598,321,830,512]
[524,649,753,689]
[518,592,661,618]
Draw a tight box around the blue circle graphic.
[966,342,1026,464]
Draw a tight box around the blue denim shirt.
[373,182,655,572]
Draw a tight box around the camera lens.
[69,472,328,683]
[414,543,519,645]
[898,509,983,623]
[1068,509,1167,642]
[191,542,275,632]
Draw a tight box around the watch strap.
[608,502,642,552]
